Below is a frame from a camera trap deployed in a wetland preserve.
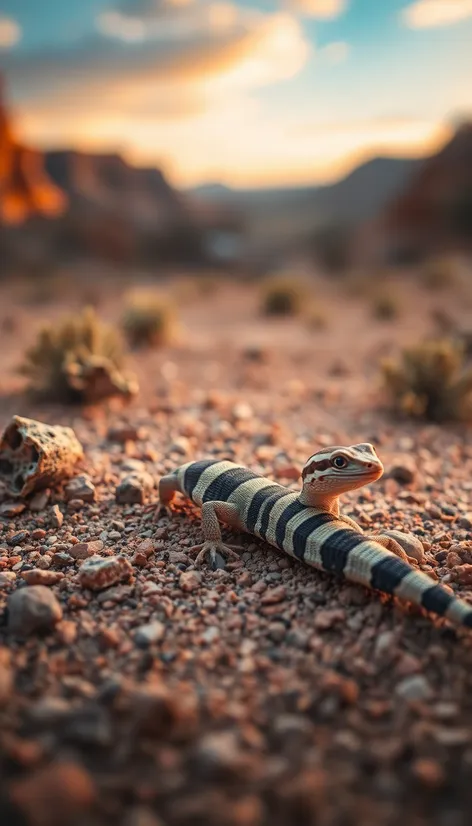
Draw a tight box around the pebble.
[314,609,346,631]
[69,541,102,560]
[29,489,50,511]
[458,513,472,530]
[260,585,286,605]
[0,501,26,517]
[134,621,166,648]
[116,472,154,505]
[7,585,63,635]
[78,555,133,591]
[451,564,472,585]
[64,475,96,503]
[9,761,96,826]
[180,570,202,592]
[50,504,64,528]
[388,456,417,484]
[21,569,64,586]
[108,423,141,443]
[395,675,433,702]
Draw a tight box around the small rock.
[383,530,425,563]
[108,423,141,443]
[69,542,94,560]
[232,402,253,421]
[9,761,96,826]
[388,457,416,484]
[52,552,74,567]
[0,648,12,705]
[179,570,202,592]
[451,564,472,585]
[412,758,445,787]
[29,489,50,512]
[458,513,472,530]
[0,571,16,586]
[314,609,345,631]
[134,621,166,648]
[0,501,26,517]
[260,585,286,605]
[274,464,300,481]
[64,475,96,503]
[50,504,64,528]
[8,585,63,635]
[395,675,433,702]
[116,472,154,505]
[79,555,133,591]
[267,621,286,642]
[21,569,64,586]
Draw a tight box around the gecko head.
[301,443,383,495]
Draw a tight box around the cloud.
[4,3,308,102]
[403,0,472,28]
[0,16,21,49]
[285,0,347,20]
[319,40,350,65]
[3,1,309,179]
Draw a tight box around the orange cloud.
[285,0,347,19]
[0,16,21,49]
[403,0,472,28]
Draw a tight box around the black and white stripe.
[175,460,472,629]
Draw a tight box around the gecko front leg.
[190,501,245,570]
[154,473,181,521]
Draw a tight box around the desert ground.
[1,266,472,826]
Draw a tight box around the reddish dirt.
[0,269,472,826]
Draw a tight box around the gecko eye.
[332,456,347,469]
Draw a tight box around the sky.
[0,0,471,188]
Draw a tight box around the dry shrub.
[381,338,472,422]
[261,276,308,317]
[421,257,459,291]
[371,291,401,321]
[20,307,137,404]
[305,305,328,331]
[122,292,177,348]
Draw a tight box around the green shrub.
[381,338,472,422]
[20,307,137,404]
[122,293,177,348]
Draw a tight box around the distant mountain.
[186,156,422,254]
[44,150,191,232]
[370,123,472,262]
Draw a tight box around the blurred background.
[0,0,471,419]
[0,0,471,277]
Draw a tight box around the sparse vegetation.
[19,307,137,404]
[421,256,459,290]
[261,276,308,317]
[381,338,472,421]
[122,292,177,348]
[371,291,401,321]
[305,305,328,330]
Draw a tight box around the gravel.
[1,277,472,826]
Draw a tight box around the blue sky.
[0,0,471,186]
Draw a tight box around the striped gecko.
[157,443,472,628]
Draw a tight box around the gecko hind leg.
[154,473,182,521]
[190,501,245,570]
[364,533,409,561]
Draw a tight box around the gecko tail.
[340,538,472,628]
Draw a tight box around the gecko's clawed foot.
[153,503,173,522]
[190,541,244,570]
